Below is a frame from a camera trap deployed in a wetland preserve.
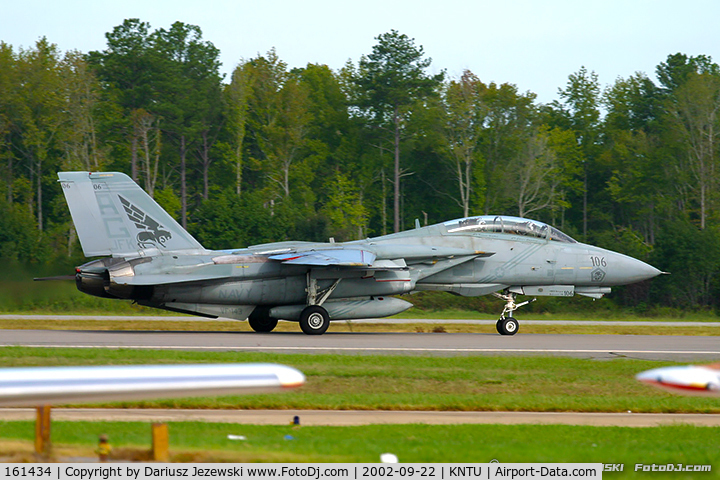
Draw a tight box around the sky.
[2,0,719,104]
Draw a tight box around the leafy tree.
[656,53,719,94]
[152,21,222,226]
[14,38,66,231]
[601,74,666,243]
[59,51,104,171]
[652,220,720,308]
[354,30,443,232]
[0,42,19,203]
[511,126,580,219]
[553,66,602,239]
[244,50,311,199]
[88,18,157,181]
[224,59,251,195]
[665,71,720,229]
[0,196,43,262]
[442,70,487,217]
[321,172,368,240]
[479,82,536,215]
[130,108,161,196]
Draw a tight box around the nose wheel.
[492,291,535,336]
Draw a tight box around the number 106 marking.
[590,256,607,267]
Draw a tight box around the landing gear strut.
[299,272,341,335]
[491,291,536,336]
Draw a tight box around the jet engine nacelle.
[76,269,115,298]
[75,258,153,300]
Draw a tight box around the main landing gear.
[248,307,279,333]
[300,273,339,335]
[249,273,339,335]
[492,291,536,336]
[299,305,330,335]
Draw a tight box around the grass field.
[0,347,717,413]
[0,421,718,473]
[1,348,719,473]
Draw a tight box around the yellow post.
[151,423,169,461]
[34,405,51,457]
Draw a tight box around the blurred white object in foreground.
[0,363,304,406]
[636,364,720,396]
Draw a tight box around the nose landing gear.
[492,291,536,336]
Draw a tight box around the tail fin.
[58,172,205,257]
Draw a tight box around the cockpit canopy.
[444,216,577,244]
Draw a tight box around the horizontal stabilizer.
[111,271,227,286]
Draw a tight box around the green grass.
[1,421,718,472]
[0,347,718,413]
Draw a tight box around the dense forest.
[1,19,720,312]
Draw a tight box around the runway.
[1,329,720,360]
[2,314,720,327]
[1,408,719,427]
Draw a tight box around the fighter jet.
[56,171,662,335]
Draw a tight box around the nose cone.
[625,256,662,283]
[637,365,720,396]
[602,252,662,286]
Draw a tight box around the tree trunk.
[180,135,187,228]
[284,164,290,197]
[202,131,210,200]
[7,155,12,203]
[582,162,588,240]
[381,168,387,236]
[141,125,152,197]
[463,153,471,217]
[236,156,242,196]
[131,135,138,182]
[393,106,401,233]
[36,158,42,231]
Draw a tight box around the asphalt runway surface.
[2,314,720,327]
[1,328,720,360]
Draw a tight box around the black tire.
[498,317,519,336]
[496,319,503,334]
[248,308,279,333]
[299,305,330,335]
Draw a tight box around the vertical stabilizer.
[58,172,205,257]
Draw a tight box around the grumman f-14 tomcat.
[55,171,662,336]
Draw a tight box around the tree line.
[1,19,720,311]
